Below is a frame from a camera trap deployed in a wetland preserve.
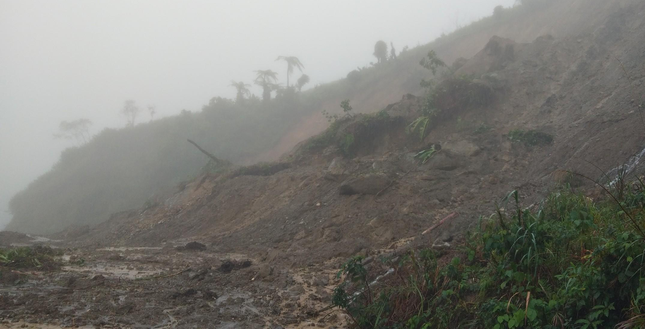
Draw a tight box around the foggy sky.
[0,0,515,230]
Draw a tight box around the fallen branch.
[187,139,228,166]
[422,212,458,235]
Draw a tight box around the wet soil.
[0,243,354,328]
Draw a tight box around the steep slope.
[251,0,641,163]
[73,0,645,266]
[3,2,645,327]
[6,0,642,235]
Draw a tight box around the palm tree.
[230,81,251,104]
[254,70,278,102]
[275,56,304,88]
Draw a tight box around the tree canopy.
[373,40,388,64]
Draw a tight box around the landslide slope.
[7,0,638,235]
[74,0,645,267]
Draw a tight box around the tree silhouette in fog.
[254,70,279,102]
[121,100,140,127]
[296,74,310,92]
[230,81,251,104]
[373,40,388,64]
[275,56,304,88]
[53,119,92,145]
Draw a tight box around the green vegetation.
[332,185,645,328]
[414,146,438,164]
[0,246,62,270]
[303,102,394,159]
[409,53,495,142]
[508,129,554,146]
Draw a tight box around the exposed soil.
[3,0,645,327]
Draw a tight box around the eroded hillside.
[8,0,641,235]
[2,0,645,327]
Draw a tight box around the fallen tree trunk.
[187,139,228,166]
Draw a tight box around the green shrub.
[0,246,62,270]
[331,188,645,328]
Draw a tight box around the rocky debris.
[442,140,481,157]
[176,241,206,251]
[218,259,252,274]
[339,173,392,195]
[426,152,462,171]
[324,157,348,181]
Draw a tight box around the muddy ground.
[0,236,362,328]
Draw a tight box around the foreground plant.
[331,186,645,328]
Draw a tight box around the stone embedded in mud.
[327,157,347,176]
[442,140,481,157]
[176,241,207,251]
[218,259,252,273]
[426,152,461,171]
[339,173,391,195]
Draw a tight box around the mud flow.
[0,239,353,328]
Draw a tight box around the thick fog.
[0,0,514,230]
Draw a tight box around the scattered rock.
[339,173,391,195]
[326,157,346,176]
[218,259,253,274]
[171,288,197,299]
[442,140,481,157]
[427,152,461,171]
[176,241,207,251]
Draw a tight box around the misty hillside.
[6,0,639,234]
[4,0,645,327]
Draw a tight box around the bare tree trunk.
[187,139,227,165]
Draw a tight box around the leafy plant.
[331,186,645,328]
[415,145,438,164]
[0,246,62,270]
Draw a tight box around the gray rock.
[442,140,480,157]
[427,152,461,171]
[339,173,391,195]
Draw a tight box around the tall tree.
[254,70,279,102]
[296,74,310,92]
[147,105,156,122]
[121,99,140,127]
[373,40,388,64]
[53,119,92,145]
[275,56,304,87]
[390,42,397,60]
[230,81,251,103]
